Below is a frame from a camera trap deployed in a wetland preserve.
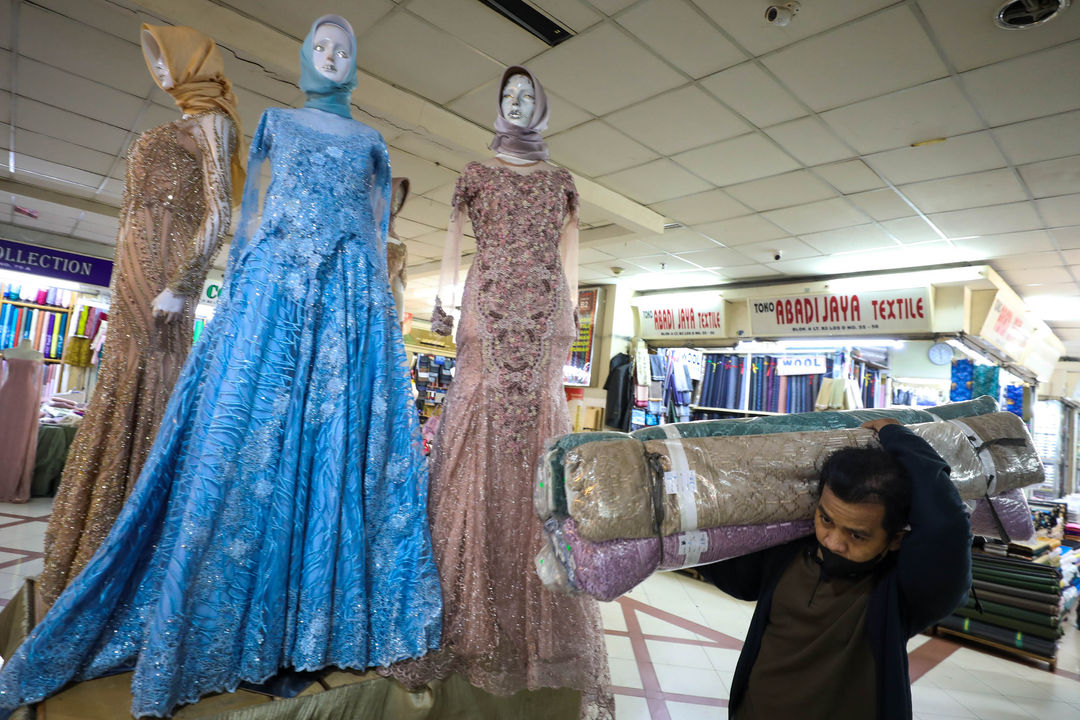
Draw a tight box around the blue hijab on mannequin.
[300,14,357,120]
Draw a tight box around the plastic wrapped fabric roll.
[937,615,1056,658]
[967,488,1036,542]
[544,517,814,602]
[535,532,577,596]
[564,413,1037,543]
[536,396,1000,518]
[948,412,1044,495]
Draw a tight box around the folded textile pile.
[535,398,1043,600]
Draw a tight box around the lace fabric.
[0,107,440,719]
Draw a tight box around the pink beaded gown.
[0,357,43,503]
[393,160,612,718]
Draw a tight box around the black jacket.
[603,352,633,431]
[697,425,972,720]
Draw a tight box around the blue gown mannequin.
[0,16,441,718]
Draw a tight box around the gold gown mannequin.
[40,25,244,605]
[386,176,409,325]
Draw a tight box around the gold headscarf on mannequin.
[141,23,246,205]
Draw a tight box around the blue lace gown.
[0,107,442,718]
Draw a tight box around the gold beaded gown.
[40,110,235,605]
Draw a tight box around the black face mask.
[815,542,888,578]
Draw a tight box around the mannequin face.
[312,23,351,83]
[141,30,173,90]
[501,73,535,128]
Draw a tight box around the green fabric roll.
[972,579,1061,604]
[972,568,1061,593]
[32,424,78,497]
[952,607,1062,640]
[962,597,1059,628]
[938,615,1056,658]
[971,587,1062,615]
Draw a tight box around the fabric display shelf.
[935,541,1066,669]
[534,397,1043,601]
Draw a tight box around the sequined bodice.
[125,123,203,215]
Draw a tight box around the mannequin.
[0,16,440,720]
[0,340,45,503]
[386,176,410,324]
[393,65,611,719]
[38,25,243,606]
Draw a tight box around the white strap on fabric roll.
[949,418,999,496]
[661,424,698,533]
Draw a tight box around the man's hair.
[817,446,911,537]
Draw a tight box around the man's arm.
[877,423,973,633]
[695,547,778,602]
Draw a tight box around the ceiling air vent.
[995,0,1071,29]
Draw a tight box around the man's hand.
[861,418,901,433]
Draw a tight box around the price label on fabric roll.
[678,531,709,558]
[664,470,696,495]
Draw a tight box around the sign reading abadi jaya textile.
[749,288,932,336]
[0,237,113,287]
[636,291,725,339]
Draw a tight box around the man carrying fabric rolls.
[697,418,972,720]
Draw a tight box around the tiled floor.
[2,498,1079,719]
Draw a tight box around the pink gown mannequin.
[0,340,45,503]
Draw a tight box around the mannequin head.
[312,22,352,83]
[501,73,536,128]
[390,177,410,217]
[141,30,173,90]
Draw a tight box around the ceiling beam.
[0,219,114,259]
[0,178,120,218]
[128,0,665,236]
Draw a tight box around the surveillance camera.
[773,250,783,261]
[765,2,800,26]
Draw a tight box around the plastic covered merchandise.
[535,532,578,595]
[534,449,559,521]
[562,413,1040,543]
[545,517,814,601]
[951,359,974,402]
[967,488,1037,542]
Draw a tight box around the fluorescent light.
[1022,294,1080,323]
[945,338,995,365]
[195,304,216,318]
[0,269,82,290]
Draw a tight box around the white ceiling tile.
[1000,266,1076,287]
[1017,155,1080,198]
[812,160,885,194]
[449,80,591,135]
[820,78,985,155]
[617,0,746,78]
[648,188,749,226]
[393,218,438,239]
[12,98,128,157]
[0,49,12,92]
[355,12,503,105]
[810,240,967,274]
[930,202,1043,238]
[920,0,1080,72]
[13,213,76,235]
[699,62,806,128]
[692,215,789,246]
[648,227,730,253]
[713,264,782,281]
[589,0,637,14]
[739,237,821,264]
[14,129,115,176]
[991,251,1065,272]
[763,6,948,112]
[390,134,472,174]
[692,0,897,58]
[604,86,749,155]
[224,0,393,38]
[598,158,712,204]
[407,0,549,65]
[530,0,604,32]
[1064,249,1080,265]
[961,41,1080,126]
[527,23,685,115]
[398,194,454,228]
[673,133,799,186]
[14,155,105,192]
[899,169,1028,214]
[848,188,916,221]
[864,131,1009,186]
[762,116,854,166]
[592,237,664,257]
[548,120,658,177]
[675,246,757,268]
[386,149,460,196]
[880,216,940,245]
[763,197,870,235]
[1050,227,1080,250]
[577,247,616,263]
[1037,193,1080,228]
[1021,281,1080,298]
[992,110,1080,166]
[17,59,144,129]
[799,224,896,254]
[723,170,837,212]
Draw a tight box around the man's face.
[814,485,903,563]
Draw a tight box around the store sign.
[202,279,223,305]
[0,237,112,287]
[636,291,725,339]
[749,288,931,336]
[979,292,1036,362]
[778,355,827,376]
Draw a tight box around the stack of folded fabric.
[535,397,1043,601]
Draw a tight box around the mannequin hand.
[152,289,186,323]
[861,418,900,434]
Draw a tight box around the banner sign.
[0,237,112,287]
[749,288,931,336]
[564,287,600,386]
[636,291,725,339]
[778,355,827,376]
[979,292,1036,362]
